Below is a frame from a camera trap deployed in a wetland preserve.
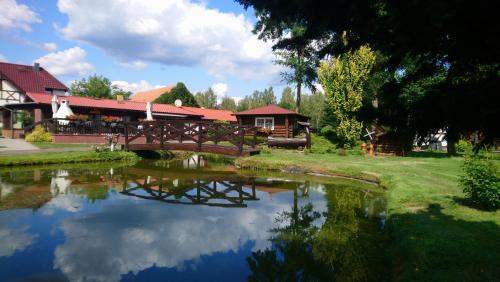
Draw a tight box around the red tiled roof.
[26,92,202,117]
[25,93,237,122]
[130,85,174,102]
[0,62,68,92]
[183,106,236,122]
[235,104,303,116]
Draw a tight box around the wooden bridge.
[26,119,261,156]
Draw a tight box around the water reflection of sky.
[0,163,386,281]
[0,166,354,282]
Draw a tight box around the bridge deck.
[127,142,260,156]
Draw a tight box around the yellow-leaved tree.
[318,45,376,148]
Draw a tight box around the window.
[255,117,274,130]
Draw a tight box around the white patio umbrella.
[146,102,153,121]
[55,99,74,125]
[51,95,58,118]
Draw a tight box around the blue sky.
[0,0,291,102]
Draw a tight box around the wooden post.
[214,124,218,145]
[305,126,311,149]
[238,127,245,155]
[197,123,202,152]
[285,115,289,138]
[124,123,129,151]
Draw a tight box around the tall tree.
[237,0,500,151]
[279,86,295,110]
[273,24,318,112]
[154,82,199,107]
[219,96,237,112]
[194,88,217,109]
[318,45,376,148]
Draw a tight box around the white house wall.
[0,79,25,106]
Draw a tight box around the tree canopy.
[194,88,217,109]
[279,86,295,110]
[237,87,276,111]
[237,0,500,149]
[70,74,132,99]
[154,82,199,107]
[219,96,237,112]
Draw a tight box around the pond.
[0,156,387,282]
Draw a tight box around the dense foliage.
[154,82,199,107]
[194,88,217,109]
[219,96,237,111]
[25,126,53,142]
[236,0,500,150]
[278,86,295,110]
[299,91,325,130]
[460,155,500,210]
[237,87,276,111]
[70,75,132,99]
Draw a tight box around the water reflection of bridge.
[121,177,259,208]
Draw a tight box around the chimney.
[116,95,124,103]
[33,62,40,71]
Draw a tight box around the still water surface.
[0,157,387,282]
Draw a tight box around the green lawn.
[29,142,94,149]
[0,151,139,166]
[236,149,500,281]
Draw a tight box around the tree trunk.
[296,81,301,113]
[295,48,303,113]
[446,126,459,155]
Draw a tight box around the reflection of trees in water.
[247,187,387,281]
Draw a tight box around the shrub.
[25,126,53,142]
[459,155,500,210]
[456,139,472,153]
[310,134,336,154]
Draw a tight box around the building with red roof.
[0,61,238,138]
[234,104,309,138]
[0,62,68,106]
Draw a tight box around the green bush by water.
[460,155,500,210]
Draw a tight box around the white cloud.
[0,54,6,62]
[112,80,162,94]
[118,60,147,70]
[57,0,281,80]
[211,82,228,98]
[0,0,41,32]
[34,46,94,77]
[41,42,58,52]
[51,181,327,282]
[314,83,324,94]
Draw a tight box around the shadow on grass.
[390,203,499,281]
[406,151,456,158]
[451,196,499,212]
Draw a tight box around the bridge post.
[238,127,245,156]
[197,123,203,152]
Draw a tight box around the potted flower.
[78,114,88,121]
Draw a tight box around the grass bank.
[29,142,94,149]
[0,151,139,167]
[235,149,500,281]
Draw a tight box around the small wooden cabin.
[234,105,309,138]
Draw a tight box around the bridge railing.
[24,118,126,135]
[123,120,258,154]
